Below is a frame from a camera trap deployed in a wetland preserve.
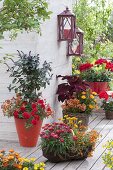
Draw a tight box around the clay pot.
[14,117,43,147]
[87,82,108,94]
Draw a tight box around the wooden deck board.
[0,113,113,170]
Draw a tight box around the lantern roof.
[58,7,75,17]
[76,27,84,34]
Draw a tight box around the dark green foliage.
[5,51,52,101]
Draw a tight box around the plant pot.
[63,112,89,127]
[87,82,109,94]
[14,117,43,147]
[105,111,113,119]
[42,146,92,163]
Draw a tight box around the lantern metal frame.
[67,27,84,56]
[57,7,76,41]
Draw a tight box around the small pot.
[105,111,113,119]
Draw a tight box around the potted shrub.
[78,58,113,94]
[99,91,113,119]
[61,90,98,126]
[0,149,46,169]
[1,51,53,147]
[40,115,99,163]
[102,140,113,169]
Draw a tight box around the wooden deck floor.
[0,112,113,170]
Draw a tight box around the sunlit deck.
[0,112,112,170]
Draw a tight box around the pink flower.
[73,135,78,141]
[22,112,31,119]
[60,138,64,143]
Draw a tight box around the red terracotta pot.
[87,82,108,94]
[14,117,43,147]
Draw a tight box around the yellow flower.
[78,120,82,124]
[90,95,94,99]
[40,168,45,170]
[64,115,68,118]
[92,92,97,95]
[89,104,94,109]
[39,162,45,167]
[74,124,78,128]
[30,157,36,162]
[111,157,113,161]
[23,167,28,170]
[34,164,39,169]
[74,70,80,74]
[81,95,86,99]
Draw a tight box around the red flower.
[31,119,37,125]
[32,108,38,113]
[20,107,26,112]
[22,101,27,106]
[73,135,78,141]
[22,112,31,119]
[14,110,19,118]
[106,62,113,71]
[37,99,44,105]
[99,91,109,101]
[34,115,40,120]
[95,59,108,65]
[79,63,93,72]
[31,103,37,109]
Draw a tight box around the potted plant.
[56,75,89,102]
[99,91,113,119]
[1,51,53,147]
[78,58,113,94]
[40,115,99,163]
[0,149,46,169]
[61,90,97,126]
[102,140,113,169]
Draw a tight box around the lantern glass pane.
[71,36,79,53]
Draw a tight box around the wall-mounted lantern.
[67,27,84,56]
[57,7,76,41]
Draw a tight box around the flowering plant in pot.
[0,149,46,170]
[99,91,113,119]
[1,51,53,147]
[40,115,99,163]
[61,90,98,126]
[78,58,113,93]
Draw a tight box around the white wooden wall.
[0,0,72,131]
